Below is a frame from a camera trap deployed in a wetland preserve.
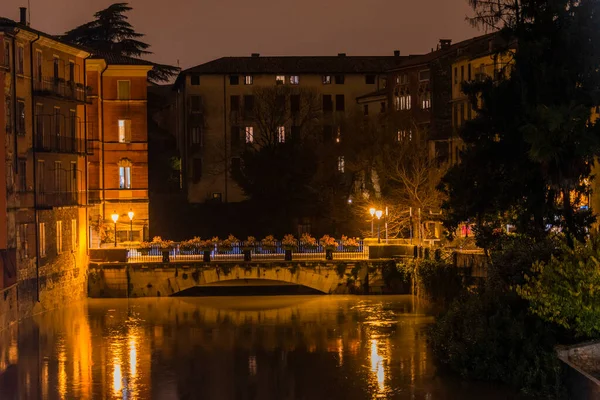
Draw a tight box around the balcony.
[37,191,86,208]
[34,133,88,154]
[33,77,88,103]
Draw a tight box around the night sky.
[1,0,480,71]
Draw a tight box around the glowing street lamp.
[128,209,134,242]
[111,212,119,247]
[375,210,383,244]
[369,207,376,237]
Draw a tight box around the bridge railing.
[126,240,369,263]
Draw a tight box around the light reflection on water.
[0,295,513,399]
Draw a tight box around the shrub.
[219,234,238,251]
[281,234,297,250]
[300,233,317,248]
[242,236,257,250]
[417,259,464,304]
[261,235,277,251]
[429,288,563,397]
[319,235,339,250]
[341,235,360,250]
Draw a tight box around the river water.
[0,295,513,399]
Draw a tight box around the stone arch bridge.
[88,260,391,297]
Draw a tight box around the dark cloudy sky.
[1,0,480,70]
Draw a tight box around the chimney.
[439,39,452,50]
[251,53,260,58]
[19,7,27,25]
[338,53,346,57]
[394,50,400,57]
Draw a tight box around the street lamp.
[128,209,134,242]
[369,207,376,237]
[375,209,383,244]
[111,212,119,247]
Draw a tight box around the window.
[291,126,301,140]
[70,161,77,192]
[230,95,240,112]
[190,95,202,112]
[365,75,376,84]
[54,161,62,191]
[70,110,77,139]
[396,73,408,85]
[336,126,341,143]
[3,42,9,68]
[18,158,26,191]
[397,94,411,111]
[322,75,331,84]
[277,126,285,143]
[17,46,23,74]
[191,75,200,85]
[454,67,458,84]
[37,160,45,193]
[212,193,222,202]
[17,100,25,135]
[335,75,345,84]
[380,102,386,113]
[5,97,11,133]
[231,157,241,174]
[18,224,28,259]
[363,104,369,116]
[243,95,254,114]
[117,80,131,100]
[231,126,240,147]
[191,126,202,145]
[290,95,300,113]
[397,129,412,142]
[54,107,61,135]
[118,159,132,189]
[276,75,285,85]
[421,91,431,110]
[53,56,59,79]
[245,126,254,143]
[335,94,345,111]
[380,77,387,89]
[71,219,77,250]
[69,61,75,83]
[459,102,465,126]
[192,158,202,182]
[244,75,253,85]
[467,63,472,81]
[323,95,333,112]
[35,51,42,81]
[118,120,131,143]
[460,65,464,82]
[35,103,43,136]
[419,70,430,82]
[39,223,46,258]
[229,75,239,85]
[290,75,299,85]
[323,125,333,142]
[56,221,63,254]
[337,156,345,173]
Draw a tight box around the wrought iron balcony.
[37,191,85,208]
[34,133,87,154]
[33,77,88,103]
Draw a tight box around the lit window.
[322,75,332,84]
[397,129,412,142]
[117,80,131,100]
[118,119,131,143]
[336,127,341,143]
[39,223,46,258]
[245,75,253,85]
[56,220,63,254]
[118,159,132,189]
[191,126,202,145]
[276,76,285,85]
[245,126,254,143]
[421,92,431,110]
[71,219,77,250]
[337,156,345,173]
[277,126,285,143]
[290,76,299,85]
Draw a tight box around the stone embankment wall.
[89,261,390,297]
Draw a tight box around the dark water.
[0,296,514,399]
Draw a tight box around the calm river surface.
[0,295,514,399]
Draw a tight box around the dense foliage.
[62,3,179,83]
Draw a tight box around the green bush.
[418,259,465,304]
[429,288,563,397]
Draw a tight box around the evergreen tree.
[441,0,600,247]
[62,3,179,83]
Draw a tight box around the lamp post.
[128,209,134,242]
[385,206,388,244]
[111,212,119,247]
[369,207,376,237]
[376,210,383,244]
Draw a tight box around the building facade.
[86,54,153,246]
[173,53,407,204]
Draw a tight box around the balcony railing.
[34,133,88,154]
[33,77,87,103]
[37,191,85,208]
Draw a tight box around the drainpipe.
[223,75,228,203]
[29,32,41,302]
[9,32,18,172]
[100,62,108,222]
[83,55,90,252]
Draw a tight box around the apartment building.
[0,11,90,313]
[86,53,153,246]
[173,53,407,204]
